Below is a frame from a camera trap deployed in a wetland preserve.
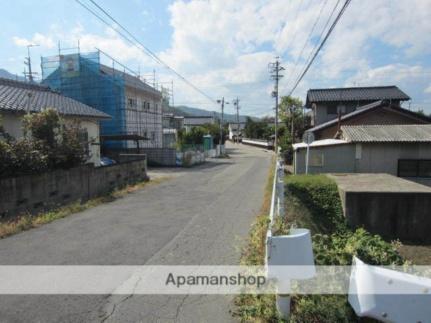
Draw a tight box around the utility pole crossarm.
[268,57,284,154]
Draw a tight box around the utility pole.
[24,44,39,83]
[171,80,175,112]
[268,57,284,154]
[217,97,229,154]
[233,97,240,143]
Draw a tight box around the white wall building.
[0,78,110,166]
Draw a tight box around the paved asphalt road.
[0,143,272,323]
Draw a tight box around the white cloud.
[9,0,431,114]
[13,33,55,48]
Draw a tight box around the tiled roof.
[306,100,431,133]
[0,78,110,119]
[99,65,161,97]
[306,86,410,107]
[341,124,431,143]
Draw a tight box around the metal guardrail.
[266,156,431,322]
[242,138,274,148]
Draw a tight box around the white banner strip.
[0,266,430,295]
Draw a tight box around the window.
[151,131,156,141]
[398,159,431,177]
[327,105,337,115]
[128,98,137,108]
[78,129,90,157]
[327,104,346,115]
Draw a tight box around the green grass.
[0,176,168,239]
[233,157,283,322]
[284,174,403,322]
[285,175,346,234]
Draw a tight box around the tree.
[244,117,272,139]
[22,108,87,169]
[278,96,311,163]
[279,96,310,142]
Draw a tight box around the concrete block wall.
[0,159,148,219]
[141,148,176,166]
[343,191,431,243]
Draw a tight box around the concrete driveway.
[0,143,272,322]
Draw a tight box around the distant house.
[306,86,410,126]
[305,100,431,140]
[228,122,245,141]
[0,77,110,166]
[162,113,184,148]
[183,116,216,132]
[293,124,431,184]
[41,50,163,149]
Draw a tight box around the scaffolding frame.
[41,47,163,149]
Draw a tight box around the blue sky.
[2,0,431,116]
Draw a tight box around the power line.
[285,0,329,90]
[288,0,342,90]
[75,0,217,104]
[280,0,306,54]
[288,0,352,96]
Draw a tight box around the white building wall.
[0,112,102,166]
[124,86,162,149]
[358,143,431,175]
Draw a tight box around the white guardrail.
[242,138,274,149]
[265,156,431,322]
[266,157,314,318]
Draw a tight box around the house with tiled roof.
[0,77,110,165]
[305,100,431,140]
[293,124,431,182]
[305,85,411,126]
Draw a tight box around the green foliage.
[313,229,403,266]
[0,109,87,178]
[278,96,310,163]
[279,96,310,141]
[23,108,61,146]
[0,139,48,177]
[234,293,280,323]
[177,123,226,150]
[285,175,347,233]
[284,175,404,322]
[290,295,356,323]
[244,116,273,139]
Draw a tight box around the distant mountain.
[164,105,257,122]
[0,69,25,81]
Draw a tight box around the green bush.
[285,175,347,233]
[0,109,87,178]
[0,139,48,177]
[313,228,403,266]
[284,175,404,322]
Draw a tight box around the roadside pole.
[217,97,229,155]
[269,57,284,154]
[303,132,315,174]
